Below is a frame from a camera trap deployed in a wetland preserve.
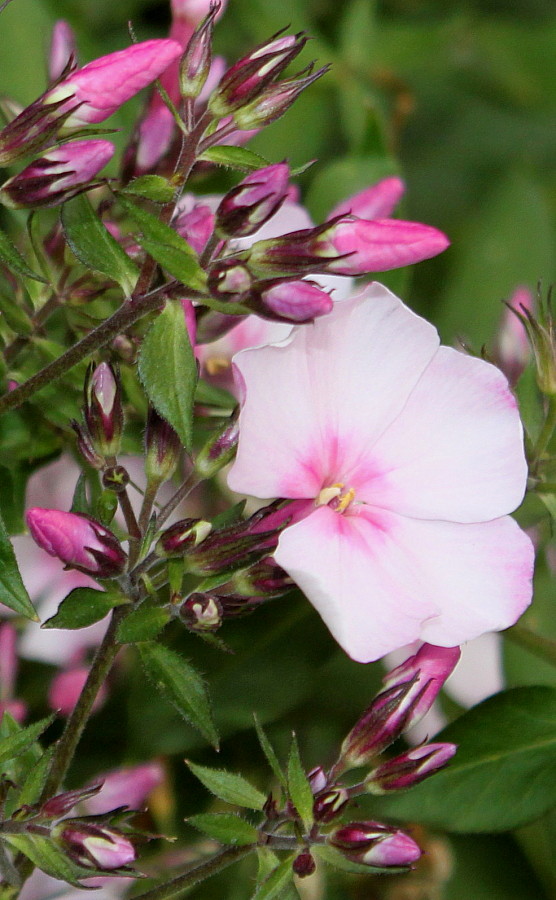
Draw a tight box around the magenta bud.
[330,821,421,869]
[338,644,460,769]
[208,259,252,298]
[327,176,405,222]
[495,286,534,385]
[256,279,333,322]
[367,742,457,793]
[292,851,316,877]
[156,518,212,557]
[26,508,127,578]
[0,139,114,209]
[173,202,215,254]
[55,822,136,870]
[48,20,77,83]
[195,411,239,478]
[41,784,103,819]
[179,592,222,631]
[145,408,182,486]
[312,788,349,823]
[307,766,327,795]
[83,361,123,458]
[216,163,290,238]
[208,30,308,118]
[179,4,218,100]
[232,65,329,131]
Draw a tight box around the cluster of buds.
[504,286,556,395]
[26,507,127,578]
[72,362,123,468]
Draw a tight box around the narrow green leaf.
[139,643,218,748]
[138,237,207,291]
[3,833,105,887]
[367,686,556,832]
[287,734,313,831]
[116,603,170,643]
[0,228,47,282]
[15,747,54,808]
[251,855,295,900]
[42,587,126,630]
[314,844,403,876]
[70,472,89,515]
[254,716,286,789]
[199,145,271,172]
[188,812,259,845]
[138,300,197,453]
[0,509,38,620]
[0,714,54,765]
[122,174,175,203]
[186,760,266,810]
[61,193,139,295]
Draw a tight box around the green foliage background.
[2,0,556,897]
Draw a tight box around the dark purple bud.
[195,410,239,478]
[41,783,103,819]
[208,258,253,299]
[215,592,266,618]
[102,465,130,494]
[208,30,308,118]
[55,821,136,870]
[232,65,329,131]
[312,788,349,823]
[71,420,105,470]
[330,821,421,869]
[179,592,222,631]
[231,559,293,598]
[145,408,182,486]
[26,508,127,578]
[215,163,290,238]
[366,742,457,793]
[83,362,123,458]
[179,4,218,100]
[156,518,212,557]
[292,851,316,877]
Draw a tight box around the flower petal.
[274,505,533,662]
[228,285,439,500]
[360,346,527,521]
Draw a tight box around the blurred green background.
[2,0,556,897]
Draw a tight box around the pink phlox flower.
[228,283,534,662]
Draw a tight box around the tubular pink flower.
[328,176,405,221]
[228,283,534,662]
[45,40,183,129]
[26,508,127,578]
[328,218,450,274]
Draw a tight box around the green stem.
[138,479,160,537]
[531,398,556,471]
[505,624,556,668]
[0,286,167,417]
[0,840,20,887]
[134,845,255,900]
[155,471,201,531]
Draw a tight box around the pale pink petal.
[328,177,405,221]
[228,285,439,500]
[359,346,527,521]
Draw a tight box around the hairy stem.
[155,470,201,531]
[134,845,255,900]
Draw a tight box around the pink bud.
[367,742,457,793]
[0,140,114,209]
[328,176,405,221]
[327,217,450,275]
[0,700,27,724]
[45,39,183,129]
[330,821,421,868]
[26,508,127,578]
[173,203,216,254]
[495,286,534,384]
[259,279,333,322]
[48,667,108,717]
[307,766,327,795]
[171,0,228,25]
[58,823,136,870]
[216,163,290,238]
[382,643,461,725]
[312,787,349,823]
[232,66,329,131]
[83,361,123,458]
[49,20,77,83]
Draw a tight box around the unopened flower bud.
[330,821,421,869]
[41,784,103,819]
[328,176,405,221]
[292,851,316,877]
[156,518,212,557]
[494,286,534,385]
[208,30,308,118]
[312,788,349,823]
[307,766,327,795]
[179,592,222,631]
[195,410,239,478]
[231,559,293,598]
[173,202,216,254]
[0,140,114,210]
[254,278,333,322]
[366,741,457,794]
[179,4,218,100]
[83,362,123,458]
[216,164,290,239]
[48,20,77,83]
[26,508,127,578]
[55,821,136,870]
[102,465,130,494]
[208,259,252,298]
[71,420,105,470]
[232,66,328,131]
[338,644,460,769]
[145,408,182,486]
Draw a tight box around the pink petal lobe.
[361,346,528,521]
[328,176,405,221]
[228,286,439,501]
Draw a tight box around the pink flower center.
[315,482,356,514]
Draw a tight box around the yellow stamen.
[316,483,344,507]
[335,487,355,513]
[205,356,231,376]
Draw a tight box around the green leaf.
[116,603,170,643]
[199,145,271,173]
[118,195,206,291]
[188,812,259,845]
[138,300,198,453]
[0,509,38,620]
[186,760,266,810]
[0,227,47,282]
[15,747,54,808]
[367,686,556,832]
[70,472,89,515]
[251,855,295,900]
[42,587,126,630]
[254,715,287,789]
[195,377,235,410]
[287,734,313,830]
[61,193,139,295]
[138,643,218,748]
[0,714,54,765]
[122,175,175,203]
[314,844,403,876]
[3,833,103,887]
